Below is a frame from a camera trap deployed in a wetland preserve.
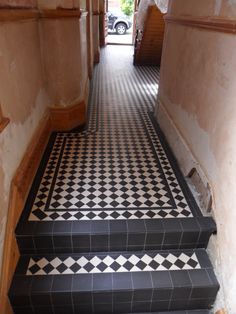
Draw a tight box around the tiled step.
[130,311,210,314]
[9,249,219,314]
[131,311,210,314]
[15,217,216,254]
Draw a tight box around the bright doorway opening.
[107,0,135,45]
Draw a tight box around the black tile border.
[148,112,203,217]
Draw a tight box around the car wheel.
[116,23,127,35]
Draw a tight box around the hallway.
[26,45,198,222]
[9,45,219,314]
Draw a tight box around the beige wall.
[40,17,88,107]
[0,0,95,285]
[157,0,236,312]
[0,19,50,275]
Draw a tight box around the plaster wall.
[37,0,80,9]
[0,19,50,275]
[157,0,236,312]
[0,0,37,8]
[40,17,88,107]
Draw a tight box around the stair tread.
[10,249,219,292]
[9,249,219,313]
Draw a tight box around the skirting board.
[155,99,213,214]
[50,79,90,131]
[0,112,52,314]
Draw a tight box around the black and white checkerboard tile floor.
[26,251,201,276]
[24,45,200,222]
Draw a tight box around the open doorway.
[107,0,135,45]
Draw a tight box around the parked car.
[107,11,132,35]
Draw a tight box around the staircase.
[8,46,219,314]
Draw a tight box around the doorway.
[106,0,135,45]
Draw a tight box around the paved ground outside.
[107,27,133,45]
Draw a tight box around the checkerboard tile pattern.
[27,46,198,221]
[26,252,201,275]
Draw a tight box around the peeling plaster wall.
[157,0,236,312]
[0,19,50,275]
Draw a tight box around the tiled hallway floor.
[11,46,219,314]
[22,46,201,223]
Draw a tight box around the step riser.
[16,218,216,254]
[17,231,212,254]
[10,291,217,314]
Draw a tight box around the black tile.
[17,237,35,250]
[51,292,72,306]
[198,231,212,245]
[163,219,182,231]
[9,276,33,307]
[180,218,199,231]
[169,298,189,310]
[34,306,54,314]
[132,272,152,289]
[181,231,200,244]
[113,302,132,313]
[72,221,92,234]
[188,269,212,287]
[31,294,52,307]
[146,233,164,245]
[195,250,213,269]
[93,292,112,304]
[207,268,220,287]
[112,272,132,290]
[133,289,152,302]
[15,257,31,275]
[197,217,217,233]
[151,300,170,311]
[110,234,127,250]
[72,274,92,292]
[74,303,93,313]
[151,271,173,289]
[72,235,90,248]
[191,286,219,299]
[127,220,146,233]
[113,291,133,303]
[53,235,72,248]
[72,292,92,305]
[31,275,53,293]
[109,220,127,233]
[132,301,151,312]
[93,273,112,291]
[53,306,74,314]
[187,298,215,309]
[172,287,192,300]
[51,275,72,292]
[91,235,108,250]
[128,233,145,246]
[34,236,53,249]
[92,303,112,313]
[171,270,191,287]
[53,221,72,234]
[16,222,37,236]
[13,307,34,314]
[144,219,164,232]
[152,288,172,301]
[163,232,182,245]
[34,222,54,235]
[91,220,109,234]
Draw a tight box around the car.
[107,11,132,35]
